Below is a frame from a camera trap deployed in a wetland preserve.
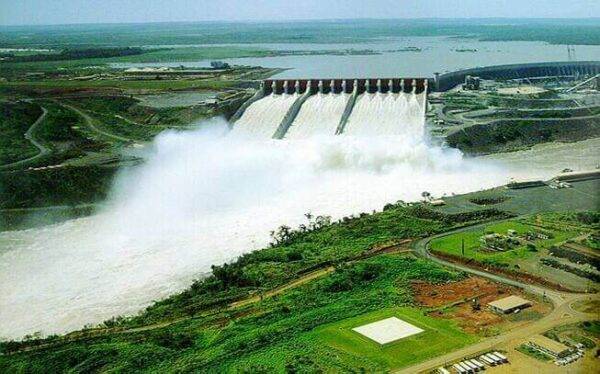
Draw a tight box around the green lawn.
[430,218,578,265]
[311,307,478,370]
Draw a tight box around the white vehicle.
[484,353,501,365]
[488,353,504,363]
[453,363,467,373]
[462,361,478,372]
[493,352,508,362]
[479,355,495,366]
[437,367,451,374]
[469,359,485,370]
[458,362,473,373]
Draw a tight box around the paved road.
[394,225,596,374]
[0,106,50,170]
[62,103,132,143]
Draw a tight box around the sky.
[1,0,599,26]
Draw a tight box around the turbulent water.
[230,93,299,138]
[344,92,426,136]
[0,99,585,339]
[285,93,349,138]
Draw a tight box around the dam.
[230,78,429,139]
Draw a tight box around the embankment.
[446,116,600,155]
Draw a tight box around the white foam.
[344,92,425,137]
[230,93,299,138]
[286,93,349,138]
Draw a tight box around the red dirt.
[413,276,552,334]
[430,250,577,292]
[412,277,509,308]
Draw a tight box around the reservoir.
[112,36,600,78]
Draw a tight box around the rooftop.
[529,335,570,354]
[488,295,531,311]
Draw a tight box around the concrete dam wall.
[436,61,600,91]
[230,78,429,139]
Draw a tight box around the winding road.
[0,105,50,170]
[394,225,597,374]
[61,103,133,143]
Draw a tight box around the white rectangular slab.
[352,316,424,345]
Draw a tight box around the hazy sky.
[1,0,599,26]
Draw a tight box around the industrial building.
[488,295,531,314]
[528,335,573,358]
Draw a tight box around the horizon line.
[1,16,600,28]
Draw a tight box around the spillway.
[230,93,299,138]
[285,93,350,139]
[230,78,429,138]
[344,92,425,138]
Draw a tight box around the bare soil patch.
[413,277,552,335]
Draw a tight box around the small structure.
[430,199,446,207]
[480,233,520,251]
[528,335,573,358]
[525,230,553,240]
[506,179,546,189]
[488,295,531,314]
[463,75,481,90]
[352,317,423,345]
[210,60,230,69]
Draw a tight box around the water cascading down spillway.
[231,78,428,139]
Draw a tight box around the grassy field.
[430,219,577,264]
[429,212,598,290]
[311,307,477,370]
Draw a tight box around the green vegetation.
[429,213,598,290]
[430,218,576,265]
[0,79,236,91]
[0,254,474,372]
[581,321,600,336]
[0,101,42,164]
[1,19,598,48]
[540,258,600,283]
[545,321,600,351]
[128,205,507,326]
[447,117,600,154]
[0,165,118,209]
[0,204,510,371]
[469,195,508,206]
[3,47,146,63]
[312,307,477,369]
[516,344,554,361]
